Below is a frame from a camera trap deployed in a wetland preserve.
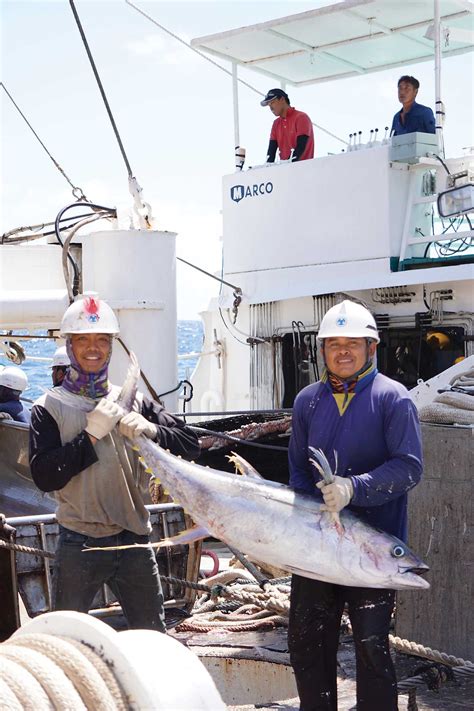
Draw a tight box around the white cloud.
[125,33,196,67]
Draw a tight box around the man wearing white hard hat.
[288,300,423,711]
[51,345,70,387]
[0,365,30,423]
[29,296,200,631]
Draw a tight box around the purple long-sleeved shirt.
[288,369,423,541]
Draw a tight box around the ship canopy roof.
[191,0,474,86]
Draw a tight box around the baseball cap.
[260,88,290,107]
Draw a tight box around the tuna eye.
[391,545,405,558]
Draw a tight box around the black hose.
[433,154,451,176]
[172,409,292,418]
[54,202,116,247]
[54,201,116,296]
[190,425,288,452]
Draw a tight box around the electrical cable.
[157,379,192,400]
[424,214,473,258]
[432,153,451,175]
[218,308,249,346]
[53,202,116,296]
[61,213,110,301]
[54,202,117,248]
[2,212,104,244]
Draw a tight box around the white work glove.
[0,412,13,421]
[317,476,353,513]
[119,412,158,441]
[85,399,123,440]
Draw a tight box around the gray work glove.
[0,412,13,421]
[85,399,123,440]
[119,411,158,441]
[317,476,354,513]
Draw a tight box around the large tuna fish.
[112,355,429,591]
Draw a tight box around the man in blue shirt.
[288,300,423,711]
[391,75,435,136]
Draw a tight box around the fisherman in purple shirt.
[288,300,423,711]
[391,75,436,136]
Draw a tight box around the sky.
[1,0,473,319]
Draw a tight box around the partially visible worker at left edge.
[261,88,314,163]
[0,365,31,423]
[29,295,200,631]
[391,75,436,136]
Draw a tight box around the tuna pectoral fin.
[156,524,210,548]
[84,524,209,553]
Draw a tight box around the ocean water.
[2,321,203,402]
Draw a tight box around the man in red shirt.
[261,88,314,162]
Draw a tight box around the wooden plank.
[0,525,20,641]
[396,424,473,661]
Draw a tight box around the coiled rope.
[0,632,128,710]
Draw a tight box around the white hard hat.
[60,295,120,337]
[0,365,28,392]
[318,300,380,343]
[52,346,70,368]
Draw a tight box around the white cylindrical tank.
[81,230,178,410]
[0,289,69,330]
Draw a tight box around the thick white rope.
[8,634,119,710]
[63,636,128,711]
[0,674,24,710]
[389,635,474,668]
[0,644,85,709]
[0,655,52,709]
[0,632,129,710]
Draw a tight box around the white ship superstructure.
[189,0,474,413]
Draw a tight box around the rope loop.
[72,186,88,201]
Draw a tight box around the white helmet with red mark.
[60,295,120,337]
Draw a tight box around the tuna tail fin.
[308,446,335,485]
[116,352,141,413]
[308,447,345,535]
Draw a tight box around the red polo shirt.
[270,107,314,161]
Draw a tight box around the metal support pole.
[433,0,444,152]
[232,62,240,150]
